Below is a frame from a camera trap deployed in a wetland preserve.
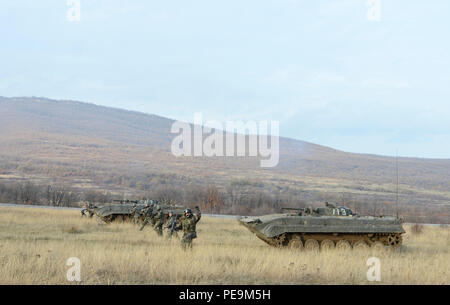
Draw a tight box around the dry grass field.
[0,206,448,285]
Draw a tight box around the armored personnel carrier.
[92,201,187,223]
[93,203,142,223]
[239,203,405,250]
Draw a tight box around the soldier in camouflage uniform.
[176,206,201,250]
[130,203,140,224]
[139,203,153,230]
[165,211,180,239]
[81,202,96,217]
[81,202,88,217]
[152,205,164,236]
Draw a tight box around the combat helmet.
[184,208,193,217]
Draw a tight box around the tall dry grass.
[0,207,448,284]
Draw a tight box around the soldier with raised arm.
[176,206,201,250]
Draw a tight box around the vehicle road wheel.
[371,241,386,251]
[336,240,351,250]
[304,239,320,251]
[274,234,287,247]
[353,240,369,250]
[320,239,335,251]
[387,234,402,248]
[288,237,303,250]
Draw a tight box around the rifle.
[113,199,138,204]
[169,215,180,236]
[281,207,307,215]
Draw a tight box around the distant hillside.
[0,96,449,221]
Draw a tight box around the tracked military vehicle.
[92,201,187,223]
[239,203,405,250]
[93,203,143,223]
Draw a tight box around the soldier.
[165,211,179,239]
[176,206,201,250]
[152,205,164,236]
[324,202,337,215]
[303,206,314,216]
[88,203,97,217]
[81,202,88,217]
[81,202,96,217]
[130,203,140,224]
[139,203,153,231]
[325,202,336,209]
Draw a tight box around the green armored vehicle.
[92,199,147,223]
[93,203,142,223]
[239,202,405,250]
[92,200,186,223]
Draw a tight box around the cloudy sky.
[1,0,449,158]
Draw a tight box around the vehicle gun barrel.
[113,199,138,203]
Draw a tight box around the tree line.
[0,181,448,224]
[0,182,113,207]
[0,180,305,214]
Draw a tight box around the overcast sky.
[1,1,449,158]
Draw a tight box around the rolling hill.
[0,96,449,221]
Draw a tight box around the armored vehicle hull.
[239,209,405,250]
[93,204,187,223]
[93,204,143,222]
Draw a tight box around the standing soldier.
[152,205,164,236]
[89,203,97,217]
[130,203,140,224]
[177,206,201,250]
[81,202,96,217]
[165,211,179,239]
[81,202,88,217]
[139,203,153,231]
